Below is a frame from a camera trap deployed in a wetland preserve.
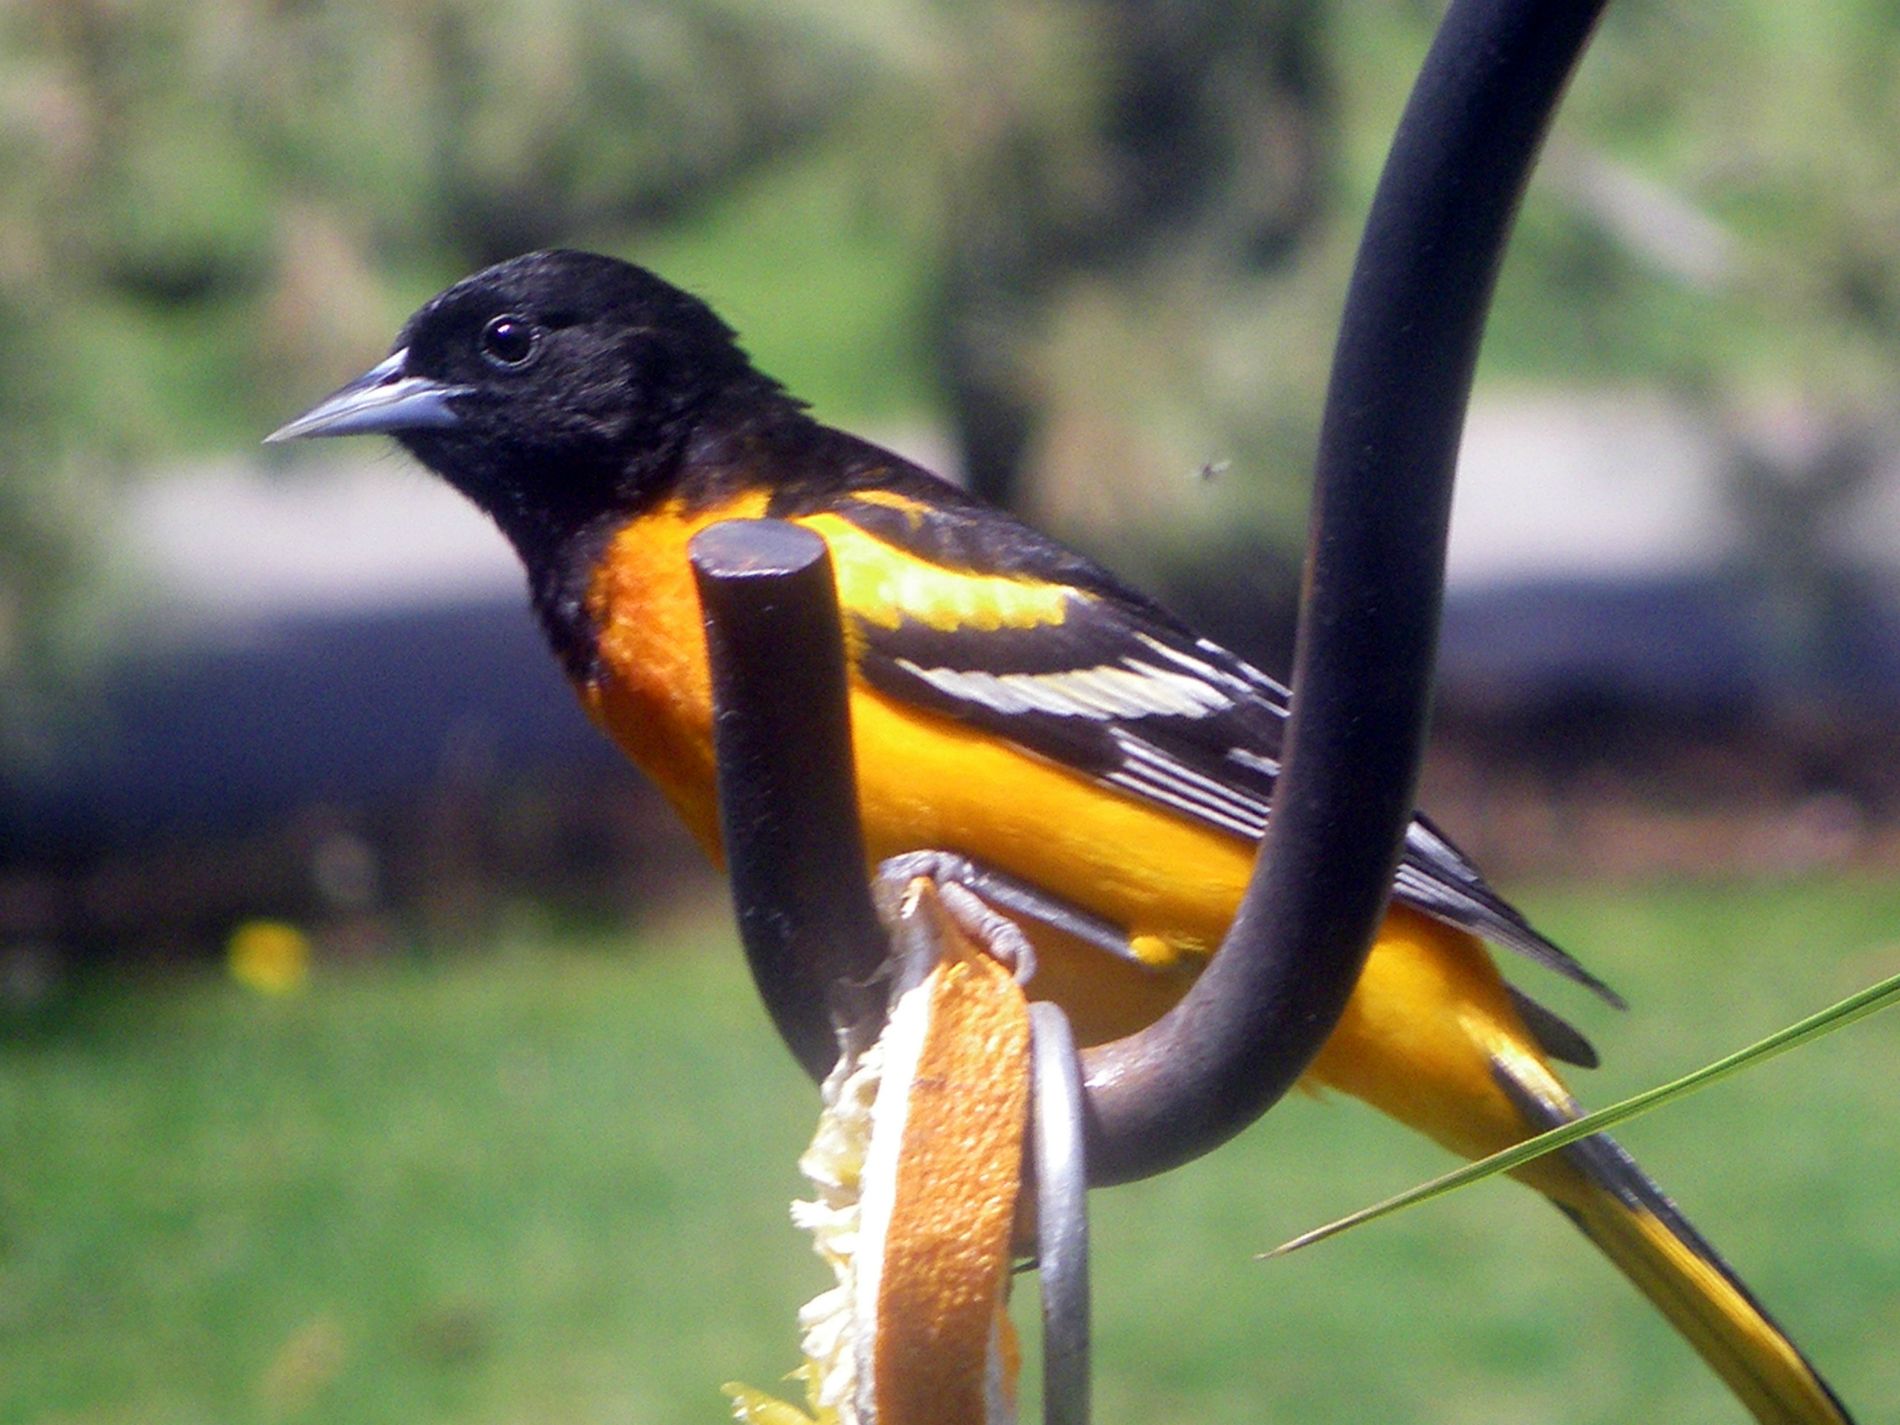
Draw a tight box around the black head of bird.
[268,249,786,551]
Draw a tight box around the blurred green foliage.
[1,879,1896,1423]
[3,1,1900,450]
[0,0,876,446]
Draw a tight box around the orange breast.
[578,492,770,854]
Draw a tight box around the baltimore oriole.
[271,248,1851,1423]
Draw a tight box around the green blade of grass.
[1264,966,1900,1259]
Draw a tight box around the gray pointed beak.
[265,348,472,443]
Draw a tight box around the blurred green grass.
[3,880,1897,1425]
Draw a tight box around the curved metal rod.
[690,519,890,1080]
[1075,0,1608,1184]
[1030,1002,1091,1425]
[692,0,1608,1184]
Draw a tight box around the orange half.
[729,880,1031,1425]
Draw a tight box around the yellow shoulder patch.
[797,512,1078,634]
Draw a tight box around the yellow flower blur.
[226,919,311,994]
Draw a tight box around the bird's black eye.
[480,314,540,369]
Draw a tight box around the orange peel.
[728,881,1031,1425]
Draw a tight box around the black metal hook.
[1074,0,1609,1184]
[693,0,1609,1185]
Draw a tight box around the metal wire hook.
[1030,1002,1091,1425]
